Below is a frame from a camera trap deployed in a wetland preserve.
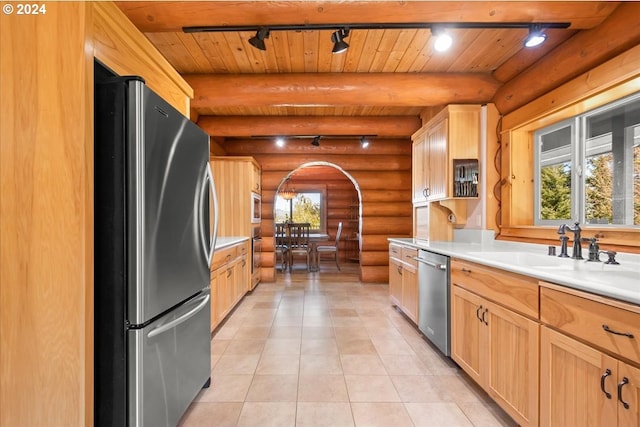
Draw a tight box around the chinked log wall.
[223,138,413,283]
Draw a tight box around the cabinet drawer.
[401,247,418,268]
[540,286,640,365]
[389,243,402,259]
[211,246,236,271]
[451,259,539,319]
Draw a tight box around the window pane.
[539,126,572,221]
[292,192,321,230]
[584,98,640,226]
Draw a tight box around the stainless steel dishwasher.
[416,250,450,356]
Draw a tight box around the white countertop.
[389,236,640,306]
[215,236,250,250]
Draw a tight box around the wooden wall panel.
[0,3,94,426]
[225,139,412,282]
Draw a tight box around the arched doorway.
[273,162,362,275]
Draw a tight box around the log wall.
[223,138,413,283]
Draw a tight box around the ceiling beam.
[197,115,422,138]
[185,73,501,109]
[116,1,619,32]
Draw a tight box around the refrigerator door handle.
[199,163,217,267]
[147,293,210,339]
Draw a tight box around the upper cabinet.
[210,156,262,237]
[412,105,481,205]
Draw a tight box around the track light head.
[331,28,350,54]
[311,136,321,147]
[524,24,546,48]
[432,27,453,52]
[249,27,270,51]
[360,136,370,149]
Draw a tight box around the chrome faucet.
[558,222,583,259]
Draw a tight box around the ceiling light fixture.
[360,136,370,149]
[248,27,270,51]
[432,27,453,52]
[331,28,350,54]
[275,137,285,147]
[524,24,547,48]
[311,136,321,146]
[278,177,297,201]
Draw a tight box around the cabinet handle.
[600,369,612,399]
[476,305,483,321]
[618,377,630,409]
[481,308,488,325]
[422,188,428,198]
[602,324,635,339]
[461,268,472,274]
[227,268,233,278]
[397,266,402,275]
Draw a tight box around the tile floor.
[179,265,517,427]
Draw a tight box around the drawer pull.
[461,268,472,274]
[600,369,612,399]
[618,377,630,409]
[602,324,635,339]
[476,305,483,322]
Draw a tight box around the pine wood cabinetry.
[451,259,539,427]
[540,285,640,427]
[210,240,250,331]
[388,243,419,324]
[411,105,481,205]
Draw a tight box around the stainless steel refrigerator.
[94,69,217,427]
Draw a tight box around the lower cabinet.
[451,261,539,427]
[388,243,418,324]
[540,326,640,427]
[210,240,250,331]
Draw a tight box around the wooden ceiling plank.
[303,30,321,72]
[356,29,387,72]
[383,29,420,72]
[271,31,293,73]
[192,33,233,73]
[116,2,619,32]
[176,32,220,73]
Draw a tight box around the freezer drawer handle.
[413,257,447,271]
[147,294,210,339]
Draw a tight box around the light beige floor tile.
[371,337,416,356]
[213,325,238,340]
[262,338,301,355]
[194,375,253,402]
[269,325,302,339]
[404,402,474,427]
[300,354,343,375]
[211,339,231,355]
[303,307,331,317]
[222,339,265,355]
[272,315,304,326]
[336,338,377,355]
[303,316,333,327]
[301,338,339,355]
[331,308,359,317]
[333,326,370,341]
[298,374,349,402]
[390,375,451,402]
[296,402,355,427]
[255,354,300,375]
[379,354,431,375]
[210,353,221,369]
[252,301,280,309]
[235,402,296,427]
[437,374,486,404]
[331,317,364,327]
[344,375,401,402]
[350,402,413,427]
[178,402,242,427]
[212,354,260,375]
[340,355,388,375]
[245,374,298,402]
[302,326,335,338]
[458,402,518,427]
[233,325,271,340]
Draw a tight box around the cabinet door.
[412,136,428,204]
[451,284,484,385]
[485,301,539,427]
[402,264,418,324]
[214,266,231,323]
[388,257,403,307]
[427,118,448,200]
[619,362,640,427]
[251,163,261,193]
[234,255,248,301]
[540,326,618,427]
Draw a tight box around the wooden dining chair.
[316,222,343,271]
[274,223,289,272]
[287,222,311,272]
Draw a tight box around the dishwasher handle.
[413,256,447,271]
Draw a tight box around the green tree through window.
[540,163,571,220]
